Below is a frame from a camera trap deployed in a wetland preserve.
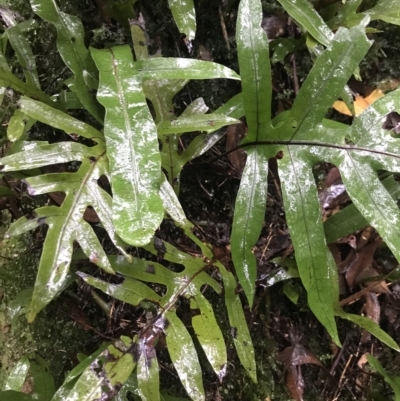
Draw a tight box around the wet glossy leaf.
[6,23,40,89]
[18,97,104,141]
[231,148,271,307]
[369,0,400,26]
[168,0,196,41]
[64,345,109,384]
[279,147,340,344]
[136,338,160,401]
[324,175,400,243]
[216,261,257,382]
[236,0,271,143]
[287,22,371,138]
[137,58,240,81]
[30,0,103,122]
[66,338,137,401]
[164,311,205,401]
[0,67,57,108]
[329,0,400,28]
[277,0,333,47]
[5,153,126,321]
[7,110,32,142]
[157,114,239,135]
[160,173,193,229]
[0,142,103,171]
[78,272,162,306]
[231,0,273,307]
[191,294,227,379]
[91,45,163,247]
[3,356,30,391]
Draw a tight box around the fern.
[2,0,400,399]
[0,0,251,399]
[231,0,400,348]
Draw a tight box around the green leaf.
[18,97,104,141]
[0,391,33,401]
[65,338,137,401]
[29,357,55,401]
[77,272,162,306]
[324,175,400,243]
[157,114,239,135]
[231,0,273,307]
[0,67,57,108]
[336,310,400,351]
[277,0,333,47]
[136,337,160,401]
[104,0,137,31]
[287,22,371,138]
[7,110,33,142]
[91,45,163,247]
[231,148,271,307]
[164,311,205,401]
[160,173,193,230]
[5,155,119,321]
[368,0,400,25]
[167,0,196,41]
[64,345,108,384]
[0,186,15,197]
[30,0,103,122]
[215,261,257,382]
[137,58,240,81]
[8,288,32,321]
[236,0,271,143]
[279,147,340,344]
[0,142,104,171]
[367,354,400,400]
[3,357,30,391]
[6,23,40,89]
[191,294,227,378]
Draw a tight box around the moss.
[0,214,102,389]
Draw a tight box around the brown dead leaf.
[225,122,247,176]
[345,239,382,289]
[277,333,323,401]
[286,366,304,401]
[333,89,384,117]
[361,292,380,343]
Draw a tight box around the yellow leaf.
[333,89,384,117]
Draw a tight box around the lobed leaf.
[30,0,103,122]
[91,45,164,247]
[5,154,127,321]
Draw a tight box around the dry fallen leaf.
[333,89,384,117]
[225,122,247,176]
